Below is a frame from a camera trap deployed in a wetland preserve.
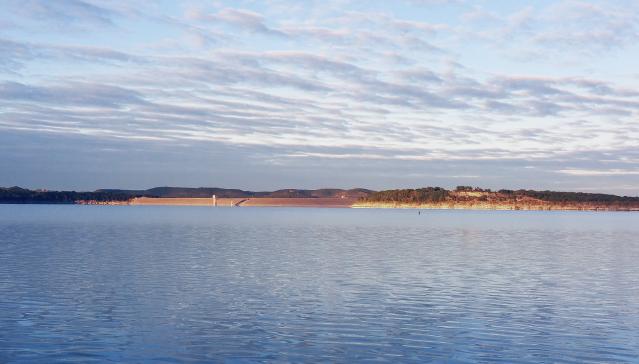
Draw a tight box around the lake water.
[1,205,639,363]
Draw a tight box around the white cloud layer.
[0,0,638,193]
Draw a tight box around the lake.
[1,205,638,363]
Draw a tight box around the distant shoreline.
[78,197,358,208]
[2,199,638,211]
[3,186,639,211]
[351,202,639,211]
[66,197,639,211]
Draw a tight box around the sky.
[1,0,639,194]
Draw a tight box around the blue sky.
[1,0,639,193]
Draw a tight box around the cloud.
[0,38,142,72]
[0,81,147,108]
[5,0,120,27]
[463,1,639,55]
[532,1,639,52]
[187,7,287,37]
[280,21,445,54]
[558,169,639,176]
[1,0,639,193]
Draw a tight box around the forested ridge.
[361,187,449,203]
[0,186,371,203]
[360,186,639,206]
[3,185,639,207]
[0,187,145,204]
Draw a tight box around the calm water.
[1,206,639,363]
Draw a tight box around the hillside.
[354,186,639,211]
[0,187,143,204]
[1,186,373,204]
[97,187,373,199]
[3,186,639,210]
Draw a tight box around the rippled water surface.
[1,205,639,363]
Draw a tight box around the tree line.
[360,186,639,205]
[0,187,144,204]
[361,187,449,203]
[503,189,639,204]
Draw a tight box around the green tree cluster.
[362,187,449,203]
[0,187,142,204]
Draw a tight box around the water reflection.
[1,206,638,363]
